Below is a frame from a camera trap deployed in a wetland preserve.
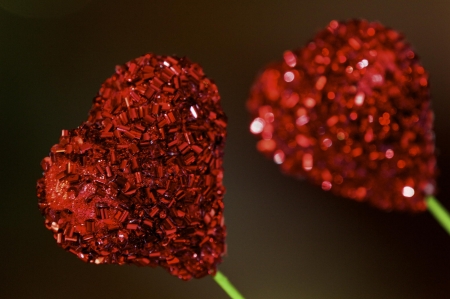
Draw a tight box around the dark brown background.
[1,0,450,298]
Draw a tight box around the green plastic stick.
[213,271,245,299]
[426,195,450,235]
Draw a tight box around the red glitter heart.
[247,20,436,212]
[37,54,227,280]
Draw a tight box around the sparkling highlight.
[284,71,295,82]
[273,150,285,164]
[246,19,436,212]
[250,117,265,134]
[37,53,227,280]
[402,186,415,198]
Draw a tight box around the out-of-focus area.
[1,1,450,298]
[0,0,92,18]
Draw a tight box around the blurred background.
[1,0,450,298]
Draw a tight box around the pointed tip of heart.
[247,19,436,212]
[37,54,227,279]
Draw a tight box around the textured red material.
[37,54,227,280]
[247,20,436,212]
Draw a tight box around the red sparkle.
[247,19,436,212]
[37,53,227,280]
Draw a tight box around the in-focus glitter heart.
[37,53,227,280]
[247,19,436,212]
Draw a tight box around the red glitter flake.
[247,19,436,212]
[37,53,227,280]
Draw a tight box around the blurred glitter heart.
[247,19,436,212]
[37,53,227,280]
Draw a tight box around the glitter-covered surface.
[247,20,436,212]
[37,54,227,280]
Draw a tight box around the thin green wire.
[426,195,450,235]
[213,271,245,299]
[211,197,448,299]
[210,198,449,299]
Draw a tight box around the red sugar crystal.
[37,54,227,280]
[247,20,436,212]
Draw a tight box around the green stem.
[213,270,245,299]
[426,195,450,235]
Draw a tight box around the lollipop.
[37,54,228,280]
[247,20,436,212]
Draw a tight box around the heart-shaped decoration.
[37,54,227,280]
[247,20,436,212]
